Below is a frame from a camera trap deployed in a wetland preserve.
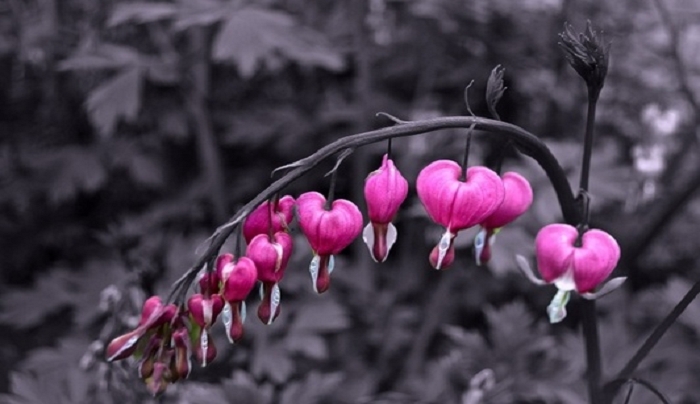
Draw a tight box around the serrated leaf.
[290,298,349,333]
[86,67,143,137]
[251,340,294,384]
[279,372,343,404]
[107,3,177,27]
[212,7,344,77]
[178,382,228,404]
[0,269,75,328]
[284,333,327,360]
[37,147,107,204]
[174,0,228,29]
[485,302,535,350]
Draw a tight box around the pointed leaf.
[108,3,177,27]
[86,67,143,137]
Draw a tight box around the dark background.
[1,0,700,403]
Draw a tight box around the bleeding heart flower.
[170,328,191,381]
[218,254,257,343]
[535,223,621,323]
[187,293,224,329]
[246,232,293,325]
[297,191,363,293]
[243,195,296,243]
[475,171,533,266]
[363,154,409,263]
[106,296,177,362]
[417,161,505,269]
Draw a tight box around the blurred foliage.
[2,0,700,403]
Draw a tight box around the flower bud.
[363,154,409,262]
[243,195,296,243]
[187,293,224,328]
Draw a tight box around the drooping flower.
[297,192,363,293]
[417,160,505,269]
[243,195,296,243]
[475,171,533,266]
[246,232,293,324]
[534,223,621,323]
[105,296,177,362]
[217,253,257,343]
[363,154,409,263]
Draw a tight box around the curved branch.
[606,378,672,404]
[167,115,579,300]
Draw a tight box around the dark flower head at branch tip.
[558,21,610,94]
[486,65,507,120]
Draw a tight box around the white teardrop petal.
[268,283,281,325]
[515,255,547,285]
[362,223,377,262]
[309,255,320,293]
[384,222,398,262]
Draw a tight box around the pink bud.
[246,232,293,284]
[187,293,224,328]
[145,362,171,396]
[215,253,233,280]
[105,328,145,362]
[243,195,296,243]
[417,161,505,233]
[535,224,620,293]
[198,271,221,295]
[364,154,409,224]
[363,154,408,262]
[170,328,191,381]
[221,257,258,303]
[481,172,533,230]
[297,192,363,255]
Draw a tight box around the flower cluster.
[106,151,625,392]
[417,160,533,269]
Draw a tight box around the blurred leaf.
[86,67,144,138]
[0,268,75,328]
[279,371,343,404]
[212,7,344,77]
[177,382,228,404]
[290,297,350,333]
[284,333,327,360]
[221,370,273,404]
[108,140,165,188]
[251,339,294,384]
[59,43,142,71]
[0,260,127,328]
[108,3,178,27]
[27,146,107,204]
[485,301,535,351]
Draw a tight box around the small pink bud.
[198,271,221,295]
[170,328,191,381]
[246,232,293,284]
[187,293,224,328]
[145,362,171,396]
[363,154,408,262]
[243,195,296,243]
[297,192,363,293]
[105,328,145,362]
[221,257,258,303]
[417,161,505,233]
[535,224,620,293]
[137,336,162,379]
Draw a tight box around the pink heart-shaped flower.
[417,161,505,233]
[535,224,620,293]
